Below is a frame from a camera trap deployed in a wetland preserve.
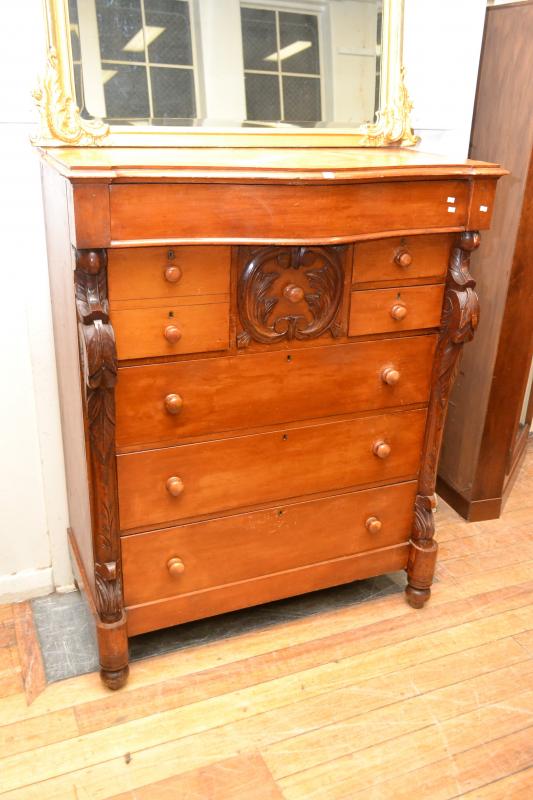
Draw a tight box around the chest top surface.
[41,145,504,181]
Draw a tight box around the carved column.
[406,231,481,607]
[75,249,129,688]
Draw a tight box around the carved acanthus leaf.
[75,249,122,624]
[95,562,122,623]
[418,230,481,503]
[238,246,344,347]
[412,494,437,542]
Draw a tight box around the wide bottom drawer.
[117,408,427,530]
[125,542,410,636]
[122,480,417,607]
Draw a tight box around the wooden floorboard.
[0,440,531,800]
[12,601,46,705]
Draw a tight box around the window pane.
[279,12,319,75]
[145,0,193,65]
[72,63,86,116]
[103,64,150,117]
[241,7,277,72]
[68,0,81,61]
[245,73,280,121]
[282,76,321,122]
[96,0,144,63]
[151,67,196,118]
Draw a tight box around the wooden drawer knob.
[164,393,184,415]
[366,516,382,534]
[373,440,391,459]
[283,284,305,304]
[166,476,184,497]
[164,324,182,344]
[167,557,185,577]
[164,265,182,283]
[381,367,400,386]
[394,249,412,268]
[390,303,407,321]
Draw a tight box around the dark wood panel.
[115,336,437,450]
[472,147,533,499]
[438,1,533,517]
[117,408,427,530]
[122,481,417,605]
[109,181,469,243]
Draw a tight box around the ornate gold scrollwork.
[33,48,109,146]
[363,67,419,147]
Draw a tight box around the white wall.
[404,0,487,157]
[0,0,488,603]
[0,0,73,601]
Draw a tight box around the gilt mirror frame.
[34,0,418,147]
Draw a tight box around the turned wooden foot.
[96,613,129,689]
[100,664,130,690]
[405,539,438,609]
[405,584,431,608]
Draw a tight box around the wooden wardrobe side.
[438,1,533,520]
[41,163,96,595]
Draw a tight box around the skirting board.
[0,567,54,604]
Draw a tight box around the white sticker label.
[447,206,456,213]
[479,205,488,212]
[447,196,456,203]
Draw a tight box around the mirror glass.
[68,0,382,129]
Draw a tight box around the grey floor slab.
[32,573,404,684]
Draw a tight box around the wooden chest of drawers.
[40,147,504,688]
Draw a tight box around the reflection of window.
[69,1,87,116]
[241,5,322,124]
[69,0,198,122]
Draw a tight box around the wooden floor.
[1,441,532,799]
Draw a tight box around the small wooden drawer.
[112,298,229,360]
[353,234,450,285]
[115,336,436,450]
[117,408,427,530]
[122,481,417,606]
[349,284,444,337]
[107,246,230,302]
